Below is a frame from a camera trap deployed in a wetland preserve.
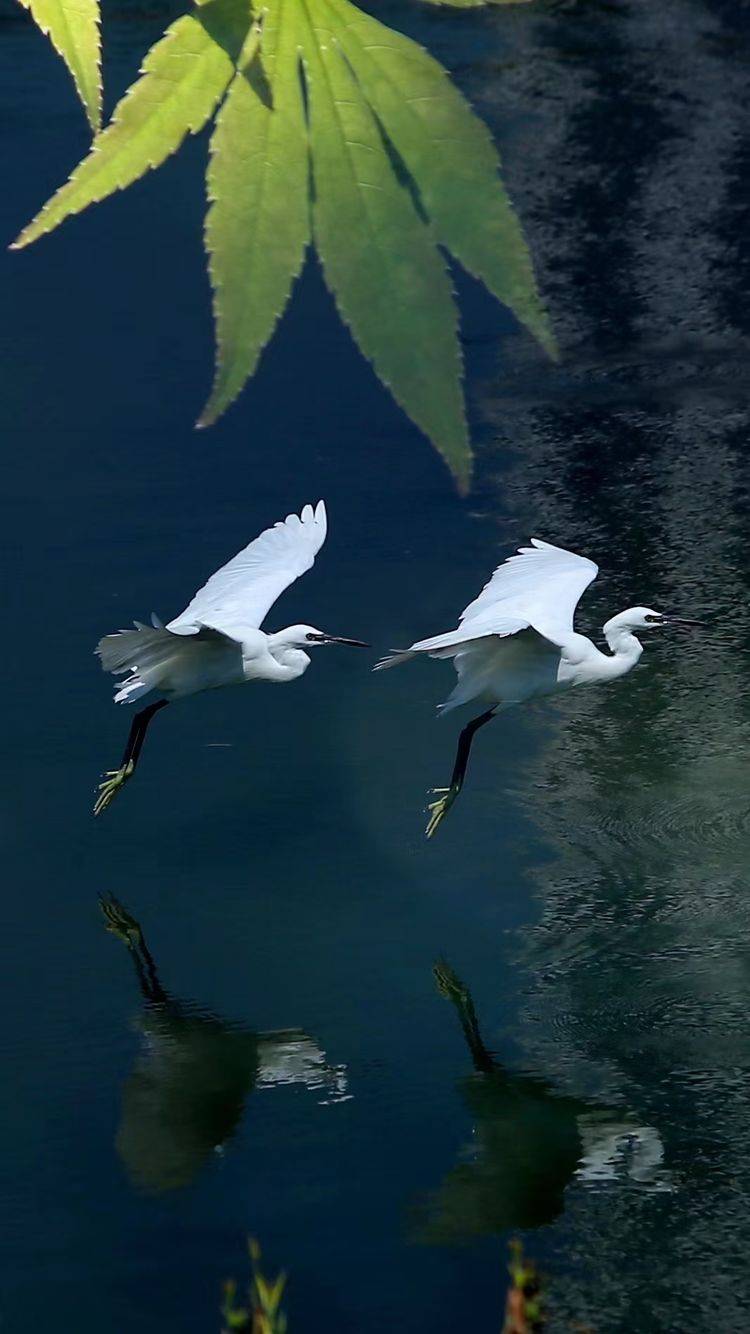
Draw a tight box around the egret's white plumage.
[376,538,700,835]
[93,501,367,814]
[168,499,329,638]
[99,501,332,704]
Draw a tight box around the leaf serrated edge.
[198,2,311,426]
[297,0,471,490]
[323,0,556,361]
[11,1,248,250]
[18,0,102,131]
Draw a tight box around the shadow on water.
[5,0,750,1329]
[100,896,347,1195]
[412,962,670,1246]
[464,22,750,1321]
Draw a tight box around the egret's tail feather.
[374,630,480,674]
[373,649,417,671]
[96,625,182,704]
[436,671,479,715]
[113,675,154,704]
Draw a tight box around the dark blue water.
[4,0,750,1328]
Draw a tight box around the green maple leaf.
[19,0,102,132]
[323,0,556,360]
[297,0,469,486]
[13,0,554,491]
[12,0,253,249]
[200,0,310,426]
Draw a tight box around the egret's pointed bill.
[307,634,370,646]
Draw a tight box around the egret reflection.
[100,896,347,1194]
[416,962,671,1244]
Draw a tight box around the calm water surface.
[3,0,750,1328]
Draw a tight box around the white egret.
[94,501,367,814]
[375,538,702,836]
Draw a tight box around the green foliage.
[503,1239,545,1334]
[13,0,554,490]
[298,0,469,485]
[12,0,252,248]
[222,1240,287,1334]
[18,0,101,131]
[201,1,309,426]
[326,0,555,360]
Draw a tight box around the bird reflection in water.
[416,962,672,1244]
[100,895,348,1194]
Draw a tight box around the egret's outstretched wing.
[374,618,528,670]
[460,539,598,643]
[167,501,328,639]
[97,622,241,703]
[375,539,597,671]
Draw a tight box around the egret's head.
[605,607,703,634]
[277,624,370,649]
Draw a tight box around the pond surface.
[3,0,750,1328]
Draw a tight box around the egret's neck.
[264,632,311,682]
[602,614,644,669]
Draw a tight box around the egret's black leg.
[425,707,497,838]
[433,960,495,1073]
[123,699,169,768]
[99,895,168,1002]
[447,707,497,794]
[94,699,169,817]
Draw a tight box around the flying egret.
[375,538,702,836]
[94,501,367,815]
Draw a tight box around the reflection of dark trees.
[101,896,345,1194]
[453,7,750,1320]
[471,0,750,602]
[414,964,667,1244]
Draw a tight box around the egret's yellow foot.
[99,894,143,949]
[425,785,459,838]
[93,760,134,816]
[433,959,469,1004]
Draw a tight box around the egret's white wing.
[167,501,327,639]
[373,618,528,671]
[97,622,242,703]
[439,627,561,712]
[374,539,597,672]
[460,538,598,644]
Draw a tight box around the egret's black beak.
[317,634,370,647]
[661,616,705,627]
